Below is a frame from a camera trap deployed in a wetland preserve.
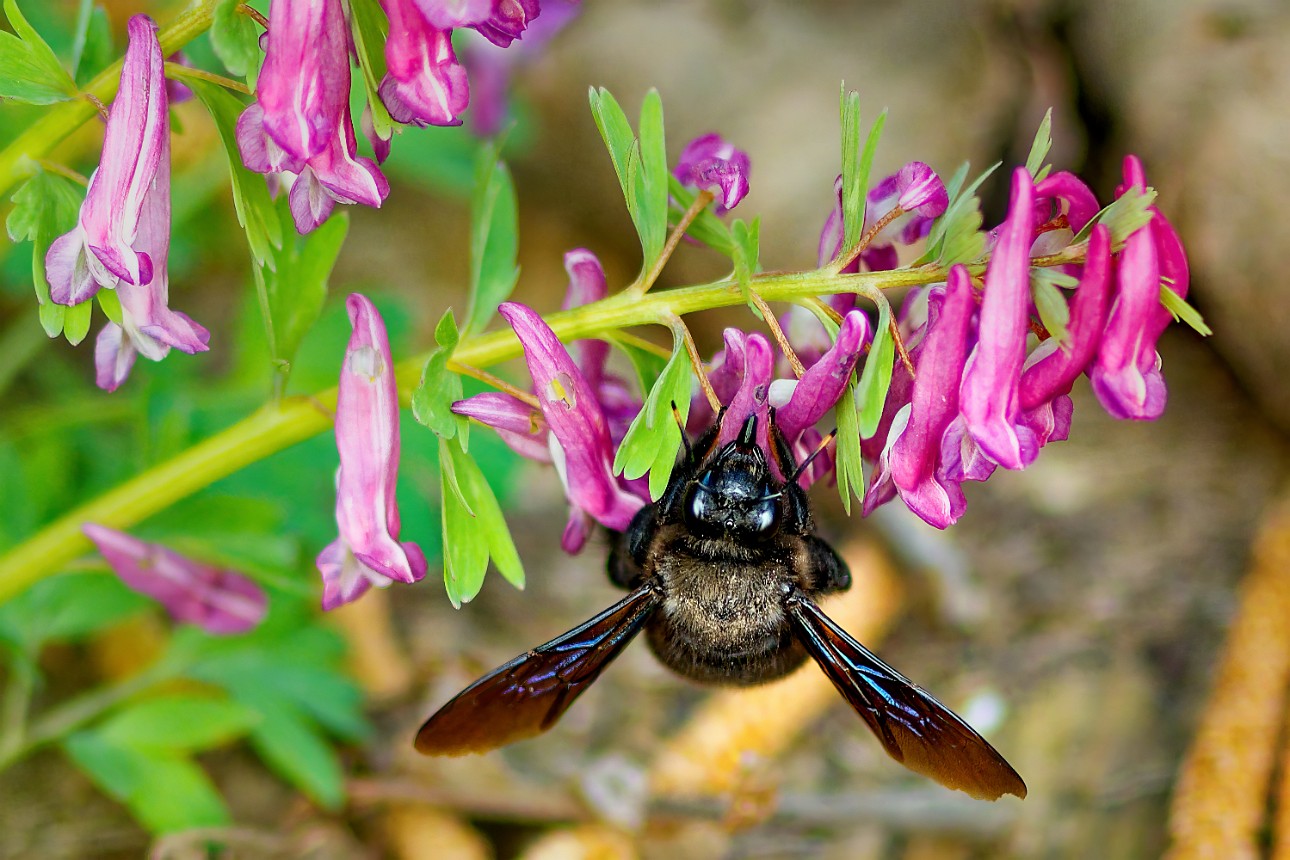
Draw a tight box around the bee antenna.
[791,429,838,483]
[670,400,692,461]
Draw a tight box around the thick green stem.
[0,266,943,601]
[0,0,219,199]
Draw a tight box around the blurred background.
[2,0,1289,857]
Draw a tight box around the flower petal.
[258,0,349,160]
[775,310,869,442]
[674,133,751,213]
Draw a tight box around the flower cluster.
[454,146,1189,538]
[44,3,573,392]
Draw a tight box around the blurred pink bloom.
[83,524,266,635]
[316,295,427,610]
[674,133,751,214]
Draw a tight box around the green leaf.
[609,334,669,396]
[238,690,345,810]
[61,299,92,345]
[0,572,149,654]
[256,208,348,386]
[1031,269,1074,345]
[70,0,112,87]
[412,309,467,441]
[1025,108,1053,181]
[667,176,733,255]
[589,87,668,272]
[97,694,258,753]
[96,284,122,325]
[348,0,396,139]
[6,169,85,339]
[211,0,264,90]
[636,89,668,267]
[731,217,760,304]
[0,0,77,103]
[838,86,863,253]
[64,732,230,834]
[855,302,895,438]
[833,381,864,515]
[185,77,283,268]
[1160,285,1212,336]
[919,161,999,266]
[439,436,524,607]
[464,143,519,335]
[1073,185,1157,249]
[613,336,692,500]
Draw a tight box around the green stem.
[0,266,945,601]
[0,0,219,199]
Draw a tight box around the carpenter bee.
[415,411,1026,801]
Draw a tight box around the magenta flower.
[1089,156,1189,420]
[316,295,427,610]
[237,0,388,233]
[45,16,209,392]
[83,524,267,635]
[453,391,551,462]
[45,16,169,305]
[379,0,470,128]
[874,268,975,528]
[770,310,870,442]
[817,162,948,277]
[469,0,543,47]
[497,302,645,550]
[675,133,751,214]
[958,167,1039,471]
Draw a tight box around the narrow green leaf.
[412,309,467,441]
[96,284,122,325]
[185,77,283,267]
[609,334,669,396]
[855,303,895,438]
[833,383,864,515]
[636,89,668,266]
[838,87,863,252]
[1025,108,1053,180]
[6,169,85,340]
[97,695,258,753]
[920,161,999,266]
[439,436,524,603]
[667,176,734,254]
[1073,186,1157,249]
[588,87,636,206]
[266,209,348,382]
[0,0,77,103]
[1031,270,1073,345]
[241,691,345,810]
[1160,285,1212,336]
[464,143,520,335]
[348,0,396,139]
[731,217,760,305]
[855,109,887,218]
[64,732,230,834]
[614,337,692,500]
[70,0,112,87]
[62,298,93,345]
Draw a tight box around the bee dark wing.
[787,594,1027,800]
[415,584,661,756]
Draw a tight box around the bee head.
[684,413,782,541]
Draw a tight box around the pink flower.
[45,16,209,392]
[316,295,428,610]
[379,0,470,128]
[958,167,1039,471]
[83,524,266,635]
[674,133,751,214]
[1089,155,1190,420]
[236,0,388,232]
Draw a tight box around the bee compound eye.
[752,499,778,534]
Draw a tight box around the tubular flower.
[316,295,428,610]
[1090,155,1190,420]
[674,133,752,214]
[497,302,645,547]
[379,0,470,128]
[770,310,870,442]
[46,15,169,306]
[83,524,267,635]
[958,167,1039,471]
[236,0,388,233]
[46,16,209,392]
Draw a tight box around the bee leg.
[804,533,851,593]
